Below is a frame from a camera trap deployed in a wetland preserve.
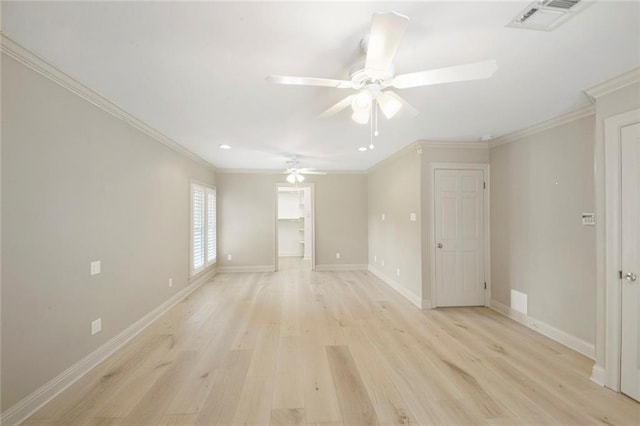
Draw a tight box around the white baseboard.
[0,269,214,426]
[591,364,605,386]
[489,299,595,360]
[217,265,274,273]
[368,265,423,309]
[278,253,302,257]
[314,264,368,271]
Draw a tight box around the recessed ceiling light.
[358,146,367,152]
[219,144,231,149]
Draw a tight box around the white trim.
[216,265,274,273]
[585,67,640,101]
[368,266,423,309]
[490,299,595,360]
[419,140,489,150]
[603,108,640,391]
[428,163,491,308]
[490,105,595,148]
[368,142,420,172]
[315,264,368,271]
[591,364,606,387]
[0,33,216,172]
[0,269,214,426]
[422,299,433,310]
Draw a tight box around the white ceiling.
[2,1,639,171]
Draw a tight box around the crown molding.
[489,105,595,148]
[585,67,640,101]
[1,32,217,172]
[418,140,489,150]
[368,141,421,172]
[216,168,367,175]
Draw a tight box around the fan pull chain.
[369,101,378,150]
[369,101,374,150]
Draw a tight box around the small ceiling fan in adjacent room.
[266,11,498,124]
[282,159,326,183]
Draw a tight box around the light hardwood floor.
[24,266,639,425]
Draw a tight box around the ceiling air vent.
[507,0,592,31]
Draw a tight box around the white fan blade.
[385,91,419,118]
[298,169,327,175]
[365,11,409,73]
[266,75,356,89]
[318,95,355,118]
[389,59,498,89]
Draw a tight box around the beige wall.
[1,55,216,410]
[368,147,422,303]
[490,115,596,343]
[420,145,490,303]
[216,173,368,270]
[593,82,640,369]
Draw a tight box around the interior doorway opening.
[275,184,314,271]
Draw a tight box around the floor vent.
[507,0,592,31]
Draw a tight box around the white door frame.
[274,183,315,271]
[604,108,640,391]
[429,162,491,308]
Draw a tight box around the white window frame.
[190,181,216,277]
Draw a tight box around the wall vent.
[507,0,592,31]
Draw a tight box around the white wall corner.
[368,265,422,309]
[0,271,212,426]
[591,364,606,386]
[489,299,595,360]
[421,299,433,310]
[585,67,640,101]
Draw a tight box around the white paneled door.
[621,122,640,402]
[434,169,485,307]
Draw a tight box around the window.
[191,182,216,276]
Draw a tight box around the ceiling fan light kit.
[267,10,498,145]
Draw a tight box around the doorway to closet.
[275,184,314,271]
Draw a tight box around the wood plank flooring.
[23,262,640,425]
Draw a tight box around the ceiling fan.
[266,11,498,124]
[282,159,326,183]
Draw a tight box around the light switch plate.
[91,318,102,335]
[90,261,101,276]
[410,213,417,221]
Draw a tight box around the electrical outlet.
[169,278,173,288]
[91,318,102,335]
[382,259,385,267]
[227,254,232,261]
[381,213,385,221]
[374,255,377,262]
[396,268,400,277]
[336,252,340,259]
[90,260,101,276]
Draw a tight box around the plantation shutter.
[206,188,217,263]
[192,184,205,271]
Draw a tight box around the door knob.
[624,272,637,282]
[437,243,443,249]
